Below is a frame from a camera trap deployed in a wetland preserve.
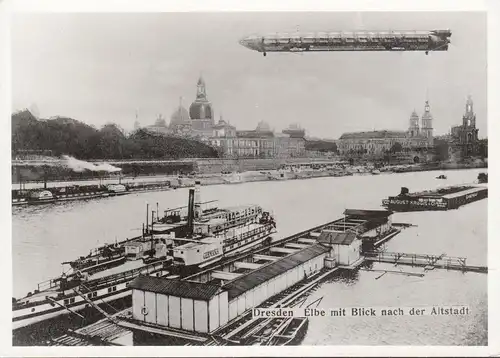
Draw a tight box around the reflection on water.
[12,168,487,345]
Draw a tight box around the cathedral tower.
[420,100,433,143]
[462,95,476,128]
[408,110,420,137]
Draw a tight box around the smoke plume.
[62,155,122,173]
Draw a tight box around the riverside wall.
[12,156,487,185]
[193,157,342,174]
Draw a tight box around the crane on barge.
[239,29,451,56]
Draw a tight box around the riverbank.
[13,162,488,193]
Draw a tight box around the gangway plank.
[46,296,85,320]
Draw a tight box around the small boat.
[264,317,309,346]
[371,169,381,175]
[436,174,447,179]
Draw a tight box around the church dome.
[189,76,213,120]
[189,101,213,120]
[256,121,271,132]
[170,105,190,126]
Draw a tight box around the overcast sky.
[11,11,487,139]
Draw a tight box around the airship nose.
[239,37,251,48]
[239,35,260,50]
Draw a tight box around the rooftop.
[223,243,329,301]
[317,230,357,246]
[344,209,393,218]
[236,130,274,138]
[129,275,221,301]
[339,130,408,140]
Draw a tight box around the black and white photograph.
[2,2,498,355]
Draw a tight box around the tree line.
[11,110,220,160]
[304,140,338,153]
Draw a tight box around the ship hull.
[13,282,131,331]
[382,187,487,212]
[173,229,275,275]
[13,260,168,330]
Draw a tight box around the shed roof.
[344,209,393,218]
[129,275,221,301]
[339,130,407,140]
[317,230,357,246]
[223,243,329,301]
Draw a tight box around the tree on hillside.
[433,139,450,162]
[11,111,220,160]
[98,123,127,158]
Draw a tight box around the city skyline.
[12,12,487,138]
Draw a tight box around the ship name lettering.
[203,249,220,259]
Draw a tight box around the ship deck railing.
[81,261,166,291]
[223,223,275,247]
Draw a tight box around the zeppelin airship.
[239,29,452,56]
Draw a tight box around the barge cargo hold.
[382,185,487,212]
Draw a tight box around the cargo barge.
[12,180,172,206]
[382,185,488,212]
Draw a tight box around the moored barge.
[382,185,488,212]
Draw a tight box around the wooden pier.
[50,309,133,346]
[364,251,487,274]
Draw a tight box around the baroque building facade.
[210,121,306,159]
[142,77,306,158]
[449,96,481,158]
[336,100,434,156]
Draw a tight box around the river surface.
[12,168,488,345]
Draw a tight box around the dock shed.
[342,209,393,238]
[129,244,331,335]
[129,276,229,333]
[317,230,361,266]
[223,244,329,321]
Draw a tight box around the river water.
[12,168,487,345]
